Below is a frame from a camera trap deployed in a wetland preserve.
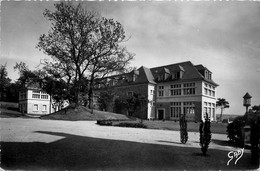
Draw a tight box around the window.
[209,73,212,80]
[204,107,207,117]
[204,82,215,97]
[183,102,195,119]
[172,72,180,79]
[183,82,195,95]
[33,104,39,111]
[205,71,208,79]
[32,94,40,99]
[183,83,195,87]
[158,86,164,89]
[170,102,181,118]
[204,102,216,120]
[170,84,181,96]
[158,74,165,81]
[158,86,164,97]
[41,95,49,99]
[171,84,181,88]
[170,89,181,96]
[42,105,47,111]
[158,91,164,97]
[183,88,195,95]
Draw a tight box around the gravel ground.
[0,118,258,170]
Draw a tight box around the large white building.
[95,61,218,122]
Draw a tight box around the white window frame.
[42,105,47,111]
[33,104,39,111]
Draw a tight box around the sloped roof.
[137,66,156,84]
[95,61,218,86]
[150,61,218,86]
[151,61,200,80]
[195,64,211,73]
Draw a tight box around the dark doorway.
[158,109,164,120]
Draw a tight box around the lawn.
[111,120,228,134]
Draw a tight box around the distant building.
[19,83,69,115]
[94,61,218,122]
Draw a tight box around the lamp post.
[243,92,252,113]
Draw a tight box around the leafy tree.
[37,2,134,107]
[216,98,230,122]
[14,62,43,87]
[0,64,11,101]
[179,114,188,144]
[226,116,245,146]
[42,76,69,110]
[199,113,211,155]
[114,93,147,118]
[6,82,20,103]
[252,105,260,113]
[97,90,115,111]
[250,116,260,165]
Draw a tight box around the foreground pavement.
[0,118,258,170]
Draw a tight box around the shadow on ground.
[211,139,236,147]
[1,131,258,170]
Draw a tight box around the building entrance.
[158,109,164,120]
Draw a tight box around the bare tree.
[37,2,134,107]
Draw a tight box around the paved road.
[1,118,232,150]
[0,118,256,170]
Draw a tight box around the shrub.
[179,114,188,144]
[97,120,113,126]
[115,122,147,128]
[250,120,260,165]
[226,116,245,146]
[199,114,211,155]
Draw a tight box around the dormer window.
[205,70,208,79]
[172,72,180,79]
[158,74,165,81]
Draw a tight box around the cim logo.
[227,148,244,166]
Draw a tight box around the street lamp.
[243,92,252,113]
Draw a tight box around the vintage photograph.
[1,1,260,170]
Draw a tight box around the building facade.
[95,61,218,122]
[19,84,69,115]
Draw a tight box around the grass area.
[110,120,228,134]
[40,105,133,121]
[0,108,24,118]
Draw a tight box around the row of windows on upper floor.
[19,90,49,100]
[157,82,215,97]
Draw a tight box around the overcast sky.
[1,1,260,115]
